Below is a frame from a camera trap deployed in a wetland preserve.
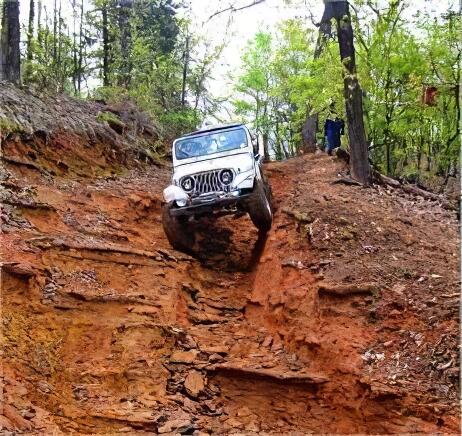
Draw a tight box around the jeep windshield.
[175,127,248,160]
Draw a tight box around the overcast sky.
[184,0,321,98]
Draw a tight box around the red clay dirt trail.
[1,89,460,435]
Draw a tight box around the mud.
[1,139,460,434]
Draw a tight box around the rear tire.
[248,180,273,232]
[162,203,195,253]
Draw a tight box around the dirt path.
[1,150,459,434]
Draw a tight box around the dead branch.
[378,173,458,212]
[318,283,378,296]
[333,148,458,212]
[207,0,266,22]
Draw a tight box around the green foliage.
[17,0,459,181]
[92,86,130,103]
[19,0,221,144]
[233,22,314,158]
[133,0,179,56]
[88,3,221,139]
[354,1,461,177]
[233,30,273,156]
[289,38,344,140]
[158,107,201,137]
[24,26,75,93]
[233,2,460,182]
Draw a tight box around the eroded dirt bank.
[1,90,460,435]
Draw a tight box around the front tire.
[162,203,195,253]
[248,180,273,232]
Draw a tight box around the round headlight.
[219,169,233,185]
[181,176,194,192]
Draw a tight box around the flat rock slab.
[209,363,329,384]
[184,370,206,397]
[169,350,199,364]
[158,418,193,434]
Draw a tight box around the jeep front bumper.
[169,192,252,217]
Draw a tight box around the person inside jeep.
[204,135,219,154]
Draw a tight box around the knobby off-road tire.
[162,203,195,253]
[248,179,273,232]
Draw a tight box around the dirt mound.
[0,97,459,435]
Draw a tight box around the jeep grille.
[180,170,233,196]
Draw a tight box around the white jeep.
[162,123,273,252]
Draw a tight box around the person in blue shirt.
[324,116,345,155]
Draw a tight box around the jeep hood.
[172,151,255,181]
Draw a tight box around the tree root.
[332,177,362,186]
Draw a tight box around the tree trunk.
[57,0,63,91]
[77,0,84,93]
[118,0,132,88]
[72,5,77,94]
[53,0,57,62]
[301,116,318,153]
[181,34,190,107]
[26,0,35,62]
[102,2,110,87]
[384,126,391,175]
[37,0,42,45]
[330,0,371,184]
[0,0,21,83]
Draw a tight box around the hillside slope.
[0,82,161,178]
[0,87,459,434]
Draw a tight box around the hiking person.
[324,116,345,155]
